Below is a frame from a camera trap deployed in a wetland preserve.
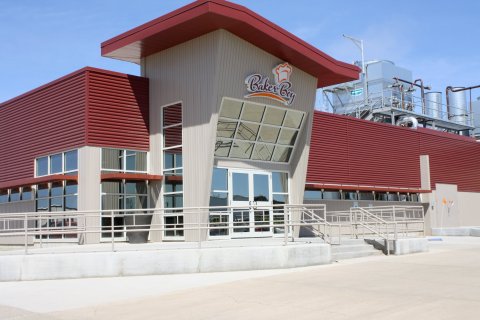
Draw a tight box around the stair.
[331,239,383,261]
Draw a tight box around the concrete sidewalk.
[1,236,480,320]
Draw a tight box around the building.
[1,0,480,245]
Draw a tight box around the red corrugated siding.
[86,70,149,150]
[418,129,480,192]
[308,111,480,192]
[0,71,87,183]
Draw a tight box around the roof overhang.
[101,0,360,88]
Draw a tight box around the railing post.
[24,213,28,255]
[349,208,354,239]
[39,214,43,248]
[198,209,202,249]
[283,207,288,246]
[111,211,115,252]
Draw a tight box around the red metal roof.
[101,0,359,88]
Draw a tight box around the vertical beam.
[78,146,101,244]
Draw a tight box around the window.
[304,190,321,201]
[344,191,358,201]
[358,191,374,200]
[162,103,182,176]
[101,181,148,239]
[35,150,78,177]
[271,172,289,234]
[323,191,341,200]
[50,154,63,174]
[214,99,305,163]
[21,187,33,201]
[209,168,229,237]
[0,190,8,204]
[102,149,147,173]
[36,157,48,177]
[64,150,78,173]
[35,181,78,240]
[162,103,184,238]
[9,188,20,202]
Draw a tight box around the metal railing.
[298,205,343,244]
[326,89,474,127]
[0,204,332,254]
[349,206,425,254]
[0,204,425,255]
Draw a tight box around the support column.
[78,146,101,244]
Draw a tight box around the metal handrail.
[350,207,392,254]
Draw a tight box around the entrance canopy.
[101,0,359,87]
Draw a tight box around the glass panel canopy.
[214,99,305,163]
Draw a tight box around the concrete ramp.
[0,243,331,281]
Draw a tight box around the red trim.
[101,173,163,182]
[0,175,78,190]
[165,175,183,183]
[101,0,359,87]
[305,183,431,194]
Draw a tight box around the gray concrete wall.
[0,201,35,245]
[0,243,331,281]
[0,201,34,214]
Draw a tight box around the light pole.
[343,34,367,108]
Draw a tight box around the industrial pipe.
[446,85,480,121]
[414,79,427,114]
[393,77,431,114]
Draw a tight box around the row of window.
[35,181,78,240]
[162,103,184,238]
[0,187,33,203]
[304,190,420,202]
[36,150,78,177]
[101,181,149,238]
[36,182,78,212]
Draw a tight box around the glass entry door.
[230,170,272,237]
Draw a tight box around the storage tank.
[447,87,468,124]
[425,92,443,119]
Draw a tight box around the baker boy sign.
[245,63,296,106]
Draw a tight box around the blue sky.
[0,0,478,106]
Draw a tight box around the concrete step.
[331,241,383,261]
[331,244,377,254]
[332,249,382,261]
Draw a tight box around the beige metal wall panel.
[214,31,317,208]
[431,184,459,228]
[78,146,101,244]
[420,155,431,190]
[146,31,222,241]
[145,30,317,241]
[457,192,480,226]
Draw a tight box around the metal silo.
[425,92,443,119]
[447,87,468,124]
